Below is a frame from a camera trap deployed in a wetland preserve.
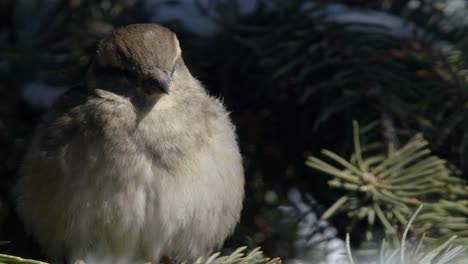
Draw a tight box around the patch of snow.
[443,0,468,27]
[281,188,348,264]
[322,3,419,38]
[21,82,66,109]
[144,0,257,36]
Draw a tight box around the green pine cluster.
[307,121,468,245]
[0,247,281,264]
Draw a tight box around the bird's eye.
[118,69,137,81]
[95,63,137,81]
[142,78,160,88]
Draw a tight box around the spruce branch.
[306,121,468,243]
[0,247,281,264]
[345,206,468,264]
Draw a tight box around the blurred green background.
[1,0,468,263]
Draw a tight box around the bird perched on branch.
[16,24,244,264]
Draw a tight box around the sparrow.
[15,24,244,264]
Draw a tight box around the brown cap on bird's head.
[95,24,182,94]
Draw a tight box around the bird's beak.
[153,69,171,94]
[142,69,171,95]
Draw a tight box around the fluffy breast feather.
[16,86,244,262]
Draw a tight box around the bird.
[15,23,244,264]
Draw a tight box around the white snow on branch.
[21,82,66,109]
[281,188,348,264]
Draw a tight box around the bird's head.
[88,24,186,97]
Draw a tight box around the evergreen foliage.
[346,206,468,264]
[307,121,468,245]
[1,0,468,263]
[0,247,281,264]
